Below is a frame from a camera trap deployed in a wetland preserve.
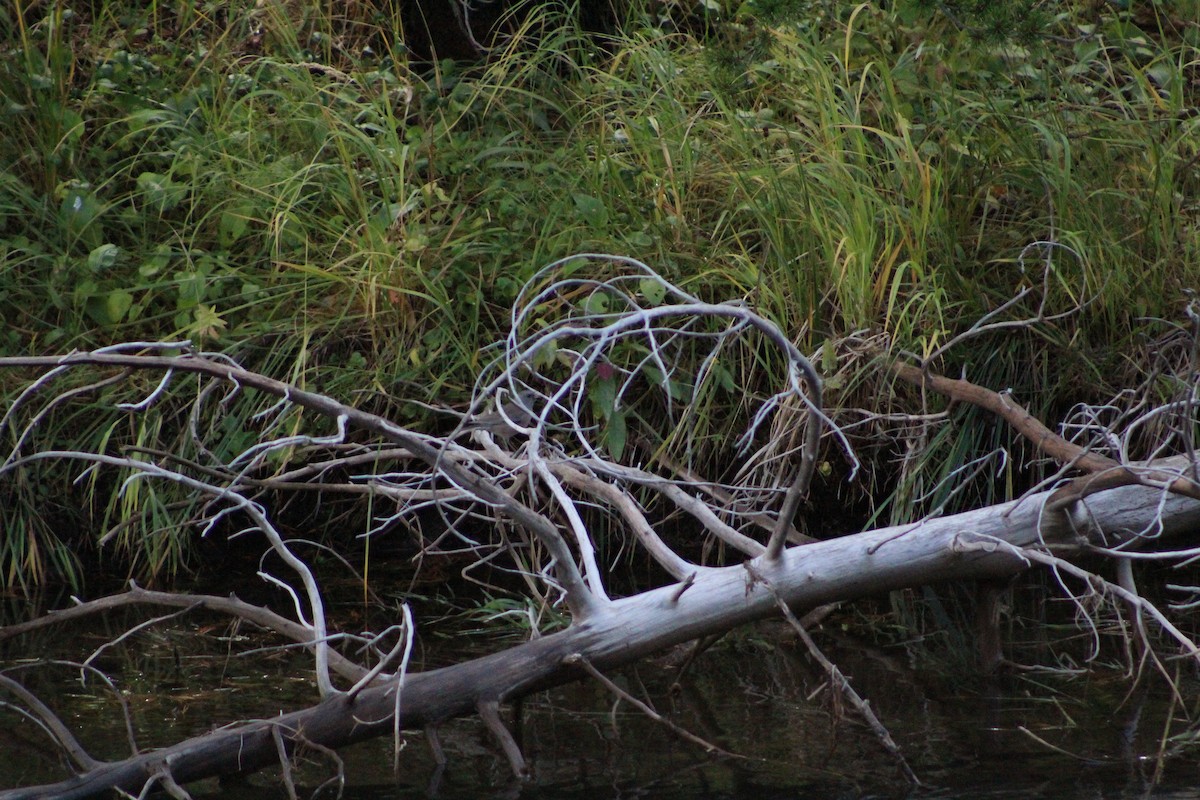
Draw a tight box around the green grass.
[1,0,1197,587]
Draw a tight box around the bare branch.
[562,652,738,758]
[0,675,99,772]
[477,700,527,779]
[890,362,1200,508]
[952,536,1200,664]
[743,563,921,786]
[0,348,602,619]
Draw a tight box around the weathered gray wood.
[6,479,1198,800]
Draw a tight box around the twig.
[743,563,921,786]
[1017,726,1108,762]
[271,725,299,800]
[146,766,193,800]
[670,572,697,603]
[477,699,527,778]
[955,537,1200,666]
[0,349,602,620]
[0,674,100,771]
[563,653,739,759]
[0,583,370,683]
[425,724,446,766]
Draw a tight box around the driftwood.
[3,259,1199,797]
[5,475,1199,800]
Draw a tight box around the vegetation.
[3,5,1200,794]
[1,0,1197,587]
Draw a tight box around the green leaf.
[624,230,655,249]
[59,187,101,233]
[591,374,617,421]
[191,304,227,340]
[218,204,254,246]
[72,278,98,307]
[533,339,558,371]
[604,409,627,461]
[712,361,737,393]
[639,278,667,306]
[137,172,185,213]
[87,243,120,272]
[173,270,206,307]
[821,339,837,374]
[583,293,611,315]
[85,290,133,327]
[643,365,693,400]
[58,107,85,146]
[139,244,172,277]
[561,257,590,276]
[572,193,609,228]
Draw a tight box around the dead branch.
[0,348,600,621]
[3,260,1200,797]
[744,563,920,785]
[562,653,737,758]
[0,676,99,773]
[477,700,527,778]
[0,584,372,683]
[890,362,1200,507]
[4,468,1198,799]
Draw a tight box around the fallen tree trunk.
[8,475,1198,800]
[6,262,1200,797]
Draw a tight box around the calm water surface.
[3,602,1199,799]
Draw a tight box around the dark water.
[3,607,1199,799]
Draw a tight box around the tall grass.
[0,0,1196,587]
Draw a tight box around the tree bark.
[7,476,1197,800]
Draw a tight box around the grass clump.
[0,0,1197,587]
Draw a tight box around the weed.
[1,0,1197,587]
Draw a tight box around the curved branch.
[0,585,372,684]
[0,350,601,620]
[2,450,340,696]
[890,362,1200,508]
[0,675,99,773]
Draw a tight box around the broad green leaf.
[58,107,85,146]
[665,378,693,401]
[572,193,609,228]
[583,293,611,315]
[639,278,666,306]
[643,365,693,400]
[218,204,253,246]
[533,339,558,371]
[140,244,172,277]
[59,187,101,233]
[191,305,227,340]
[174,270,206,307]
[561,257,590,276]
[624,230,655,248]
[87,243,120,272]
[85,290,133,327]
[712,361,737,393]
[821,339,837,374]
[591,374,617,421]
